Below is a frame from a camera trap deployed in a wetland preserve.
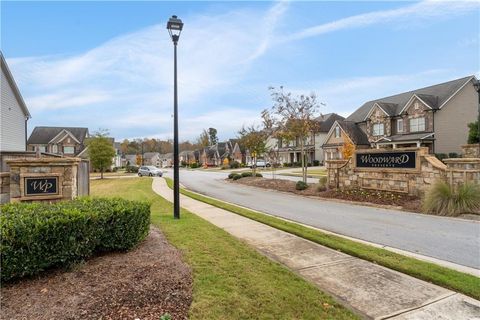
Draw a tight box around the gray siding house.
[1,52,31,152]
[342,76,478,155]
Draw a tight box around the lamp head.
[167,15,183,43]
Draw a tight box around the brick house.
[27,127,89,157]
[323,76,479,158]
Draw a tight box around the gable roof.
[27,126,89,145]
[1,52,31,118]
[337,121,370,145]
[315,113,346,132]
[143,152,160,159]
[347,75,474,123]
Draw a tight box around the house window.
[409,117,425,132]
[334,126,341,138]
[63,146,75,154]
[397,119,404,133]
[37,145,46,152]
[372,123,385,136]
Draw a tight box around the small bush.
[230,161,240,169]
[435,153,448,161]
[0,198,150,282]
[317,176,327,191]
[228,172,240,179]
[313,160,320,166]
[112,167,118,172]
[232,174,242,180]
[241,172,253,177]
[296,181,309,191]
[126,165,139,173]
[423,180,480,216]
[190,163,199,169]
[255,173,263,177]
[448,152,459,158]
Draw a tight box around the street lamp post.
[167,15,183,219]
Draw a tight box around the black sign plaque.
[356,151,416,169]
[24,177,59,196]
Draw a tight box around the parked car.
[249,160,271,169]
[138,166,163,177]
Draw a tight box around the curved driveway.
[166,169,480,269]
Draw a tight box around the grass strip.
[165,177,480,300]
[91,178,358,320]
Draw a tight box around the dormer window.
[409,117,425,132]
[372,123,384,136]
[334,126,341,138]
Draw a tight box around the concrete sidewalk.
[152,178,480,319]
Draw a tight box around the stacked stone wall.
[326,147,480,196]
[6,158,81,203]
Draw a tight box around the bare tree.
[265,86,323,183]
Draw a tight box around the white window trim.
[334,126,341,138]
[409,117,425,132]
[397,119,404,133]
[372,123,385,136]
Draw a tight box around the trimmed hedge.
[0,198,150,282]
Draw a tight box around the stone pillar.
[6,158,82,203]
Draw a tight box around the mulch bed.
[1,227,192,320]
[231,177,422,212]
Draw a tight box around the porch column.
[416,141,421,147]
[392,143,397,149]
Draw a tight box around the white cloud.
[282,0,480,42]
[5,0,478,141]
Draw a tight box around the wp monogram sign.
[356,151,416,169]
[25,177,59,196]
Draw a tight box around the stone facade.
[326,147,479,196]
[366,105,392,143]
[6,158,84,203]
[0,172,10,203]
[462,144,480,158]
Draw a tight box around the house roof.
[143,152,160,159]
[347,75,474,123]
[315,113,346,132]
[27,126,89,145]
[337,121,370,146]
[1,52,31,118]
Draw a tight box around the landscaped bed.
[1,227,192,320]
[230,177,422,212]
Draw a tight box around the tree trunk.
[300,139,306,183]
[101,168,104,180]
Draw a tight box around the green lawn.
[91,178,358,320]
[164,178,480,301]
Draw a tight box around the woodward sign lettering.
[25,177,59,196]
[356,151,416,169]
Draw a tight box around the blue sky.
[2,1,479,141]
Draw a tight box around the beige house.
[324,76,479,157]
[272,113,345,165]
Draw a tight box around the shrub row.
[228,171,263,180]
[0,198,150,282]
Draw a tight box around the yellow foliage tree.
[341,140,355,159]
[223,158,230,166]
[136,154,142,166]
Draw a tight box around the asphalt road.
[165,169,480,269]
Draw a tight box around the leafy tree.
[196,129,210,147]
[136,154,142,166]
[238,125,267,176]
[265,86,323,183]
[341,140,355,159]
[208,128,218,145]
[467,121,479,144]
[86,131,116,179]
